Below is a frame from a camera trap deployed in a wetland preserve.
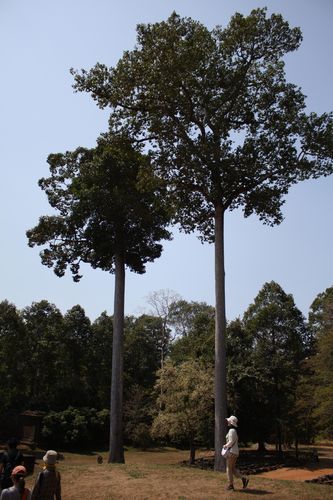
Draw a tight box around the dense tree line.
[1,284,332,454]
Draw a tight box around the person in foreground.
[222,415,249,491]
[0,465,31,500]
[31,451,61,500]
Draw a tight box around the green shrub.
[41,407,109,448]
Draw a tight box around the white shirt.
[225,428,239,456]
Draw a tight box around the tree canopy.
[27,135,171,279]
[72,9,333,235]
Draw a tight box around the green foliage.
[308,286,333,345]
[23,300,67,410]
[169,300,215,338]
[124,315,163,389]
[41,407,109,448]
[0,301,27,412]
[1,284,333,448]
[123,385,154,449]
[306,288,333,439]
[225,318,256,443]
[243,281,307,448]
[122,316,164,447]
[169,301,215,364]
[72,9,333,239]
[27,135,172,280]
[151,360,214,454]
[59,305,93,407]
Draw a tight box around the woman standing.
[222,415,249,491]
[0,465,31,500]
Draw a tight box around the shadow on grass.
[29,449,98,460]
[126,447,177,454]
[237,489,274,495]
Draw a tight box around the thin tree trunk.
[295,433,299,461]
[109,253,125,463]
[214,205,227,472]
[274,376,283,457]
[257,439,266,452]
[189,435,196,465]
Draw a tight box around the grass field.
[20,447,333,499]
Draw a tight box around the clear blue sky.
[1,0,332,321]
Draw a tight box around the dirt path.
[258,446,333,481]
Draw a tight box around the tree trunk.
[295,433,299,461]
[274,376,283,457]
[189,436,196,465]
[257,439,266,452]
[214,205,227,472]
[109,253,125,463]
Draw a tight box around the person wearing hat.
[222,415,249,491]
[31,451,61,500]
[0,465,31,500]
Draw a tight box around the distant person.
[0,465,31,500]
[31,450,61,500]
[222,415,249,491]
[0,439,24,490]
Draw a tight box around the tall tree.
[27,135,172,462]
[0,301,27,412]
[89,312,114,409]
[123,314,163,447]
[225,318,256,445]
[72,9,333,469]
[308,286,333,341]
[243,282,307,452]
[61,305,93,407]
[22,300,65,410]
[305,287,333,439]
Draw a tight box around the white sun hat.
[226,415,238,427]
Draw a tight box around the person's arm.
[225,429,237,449]
[31,472,42,500]
[55,471,61,500]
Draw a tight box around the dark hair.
[7,437,19,448]
[12,474,26,496]
[228,424,238,431]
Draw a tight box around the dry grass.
[21,447,333,499]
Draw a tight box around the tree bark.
[214,205,227,472]
[109,253,125,463]
[189,436,196,465]
[257,440,267,452]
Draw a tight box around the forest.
[1,282,332,462]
